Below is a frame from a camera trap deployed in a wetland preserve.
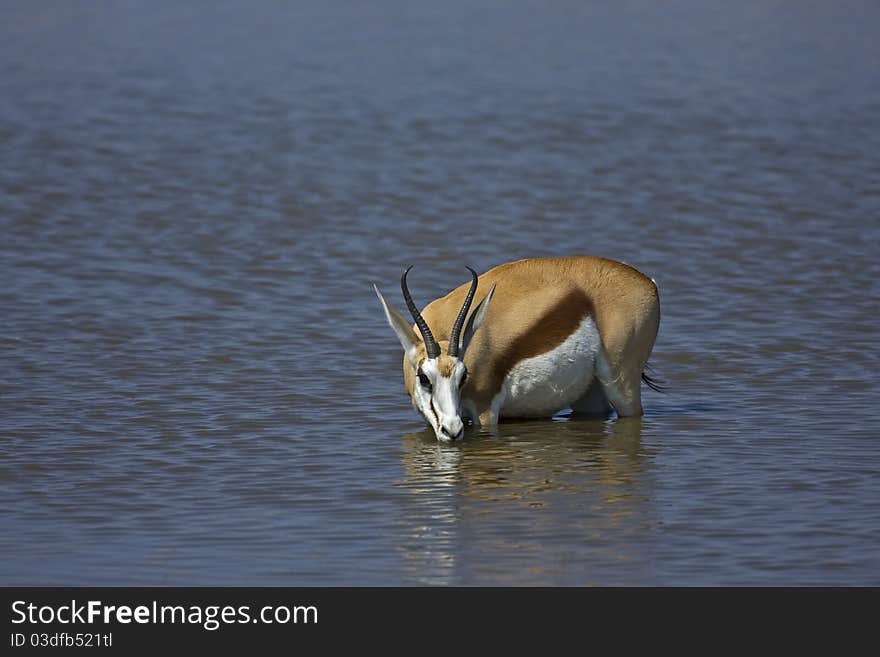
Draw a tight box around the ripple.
[1,0,879,586]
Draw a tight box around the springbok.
[374,256,661,441]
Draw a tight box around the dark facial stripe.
[428,398,440,430]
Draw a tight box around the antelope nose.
[440,422,464,441]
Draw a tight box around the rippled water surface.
[2,1,879,585]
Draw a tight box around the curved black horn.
[401,266,440,359]
[447,266,479,358]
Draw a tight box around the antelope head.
[374,266,494,441]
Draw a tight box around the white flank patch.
[497,316,601,418]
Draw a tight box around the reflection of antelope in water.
[402,420,648,501]
[375,256,661,441]
[396,421,654,584]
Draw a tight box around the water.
[1,0,879,585]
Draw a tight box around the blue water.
[1,0,879,585]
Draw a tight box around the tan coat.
[413,256,660,422]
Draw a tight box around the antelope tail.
[641,366,667,393]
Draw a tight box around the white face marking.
[412,359,468,441]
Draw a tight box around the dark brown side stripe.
[484,289,595,400]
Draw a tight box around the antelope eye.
[460,370,468,386]
[417,370,432,390]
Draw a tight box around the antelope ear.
[459,283,496,356]
[374,285,420,364]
